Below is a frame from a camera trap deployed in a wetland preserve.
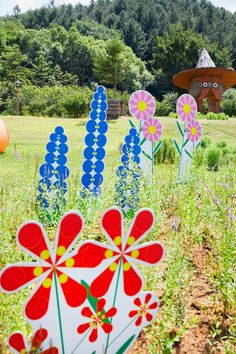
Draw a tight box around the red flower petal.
[134,298,142,307]
[135,316,142,326]
[125,210,154,250]
[123,264,143,296]
[25,273,53,320]
[145,313,153,322]
[56,270,87,307]
[145,293,151,304]
[32,328,47,347]
[8,333,26,353]
[18,222,52,264]
[96,298,106,313]
[127,243,164,265]
[55,212,83,263]
[129,310,138,318]
[81,307,94,318]
[102,208,123,250]
[89,327,98,342]
[104,307,117,318]
[67,242,114,268]
[90,261,119,298]
[149,302,158,310]
[1,265,49,292]
[101,322,113,334]
[41,348,59,354]
[77,322,91,334]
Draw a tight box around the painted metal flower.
[186,119,202,142]
[74,207,164,297]
[142,118,162,142]
[129,293,159,326]
[129,90,156,121]
[77,298,117,342]
[0,212,87,320]
[8,328,58,354]
[176,94,197,122]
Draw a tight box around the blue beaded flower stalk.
[115,127,141,218]
[38,126,69,223]
[81,86,108,197]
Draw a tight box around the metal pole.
[16,86,20,116]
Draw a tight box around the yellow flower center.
[127,236,135,245]
[57,246,66,256]
[123,262,131,271]
[148,126,156,134]
[114,236,122,246]
[183,104,191,114]
[40,250,50,260]
[33,267,43,277]
[59,274,68,284]
[138,100,147,111]
[191,127,197,135]
[65,258,75,267]
[43,278,52,288]
[109,262,118,272]
[105,249,114,258]
[131,250,139,258]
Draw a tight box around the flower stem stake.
[141,117,163,175]
[173,94,201,182]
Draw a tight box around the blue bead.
[39,164,53,178]
[96,147,105,160]
[58,143,68,154]
[50,133,57,142]
[82,173,92,187]
[129,128,137,137]
[94,160,104,173]
[60,134,67,143]
[84,147,94,159]
[94,173,104,187]
[55,126,64,135]
[97,85,105,94]
[46,142,56,153]
[83,160,93,173]
[97,134,107,147]
[85,134,95,146]
[86,120,96,133]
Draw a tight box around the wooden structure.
[107,99,126,119]
[173,48,236,113]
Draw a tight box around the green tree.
[94,38,128,97]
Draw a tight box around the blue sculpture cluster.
[115,128,141,216]
[81,86,108,196]
[38,126,69,211]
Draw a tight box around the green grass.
[0,115,235,353]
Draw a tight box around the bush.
[168,112,178,118]
[4,85,93,118]
[197,112,229,120]
[221,88,236,117]
[207,147,221,171]
[154,138,176,164]
[157,92,179,116]
[200,136,212,149]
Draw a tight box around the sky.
[0,0,235,16]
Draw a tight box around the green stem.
[54,271,65,354]
[177,121,186,181]
[105,259,122,352]
[152,142,154,175]
[108,316,137,348]
[71,327,92,354]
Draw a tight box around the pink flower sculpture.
[129,90,156,121]
[186,119,202,142]
[176,94,197,122]
[142,117,162,142]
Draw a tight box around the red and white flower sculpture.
[1,208,164,354]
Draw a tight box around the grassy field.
[0,116,236,353]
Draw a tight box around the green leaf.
[176,120,184,137]
[153,140,163,155]
[142,150,152,161]
[173,139,181,156]
[115,335,136,354]
[182,138,189,147]
[140,137,146,146]
[184,149,192,158]
[129,119,135,128]
[81,280,98,313]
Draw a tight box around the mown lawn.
[0,115,235,353]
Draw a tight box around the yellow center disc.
[138,100,147,111]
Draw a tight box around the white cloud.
[0,0,90,16]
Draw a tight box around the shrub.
[157,92,179,116]
[154,138,176,164]
[168,112,178,118]
[221,88,236,117]
[200,136,212,149]
[197,112,229,120]
[207,147,221,171]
